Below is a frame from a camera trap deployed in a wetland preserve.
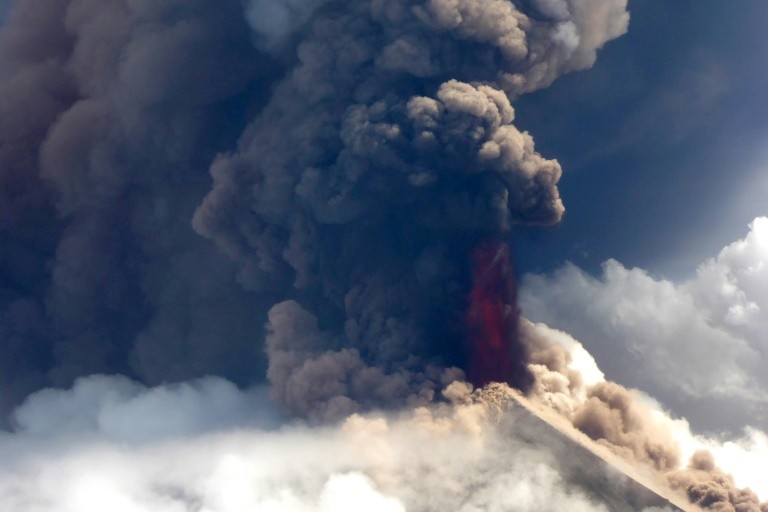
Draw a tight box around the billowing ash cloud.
[522,320,681,472]
[668,451,767,512]
[193,0,628,420]
[0,0,283,418]
[0,0,628,420]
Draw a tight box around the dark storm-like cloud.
[0,0,628,421]
[0,0,278,416]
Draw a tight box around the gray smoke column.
[194,0,629,420]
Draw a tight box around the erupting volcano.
[466,241,532,391]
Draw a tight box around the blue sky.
[514,1,768,279]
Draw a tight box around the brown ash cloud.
[194,0,628,420]
[0,0,628,420]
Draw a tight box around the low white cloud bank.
[0,323,762,508]
[0,376,630,512]
[7,375,281,441]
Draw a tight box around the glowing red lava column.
[465,240,531,390]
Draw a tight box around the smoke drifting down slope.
[521,319,768,511]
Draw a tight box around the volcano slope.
[504,389,688,511]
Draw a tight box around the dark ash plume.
[0,0,277,416]
[194,0,628,419]
[4,2,765,510]
[0,0,628,421]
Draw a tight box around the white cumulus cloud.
[521,218,768,438]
